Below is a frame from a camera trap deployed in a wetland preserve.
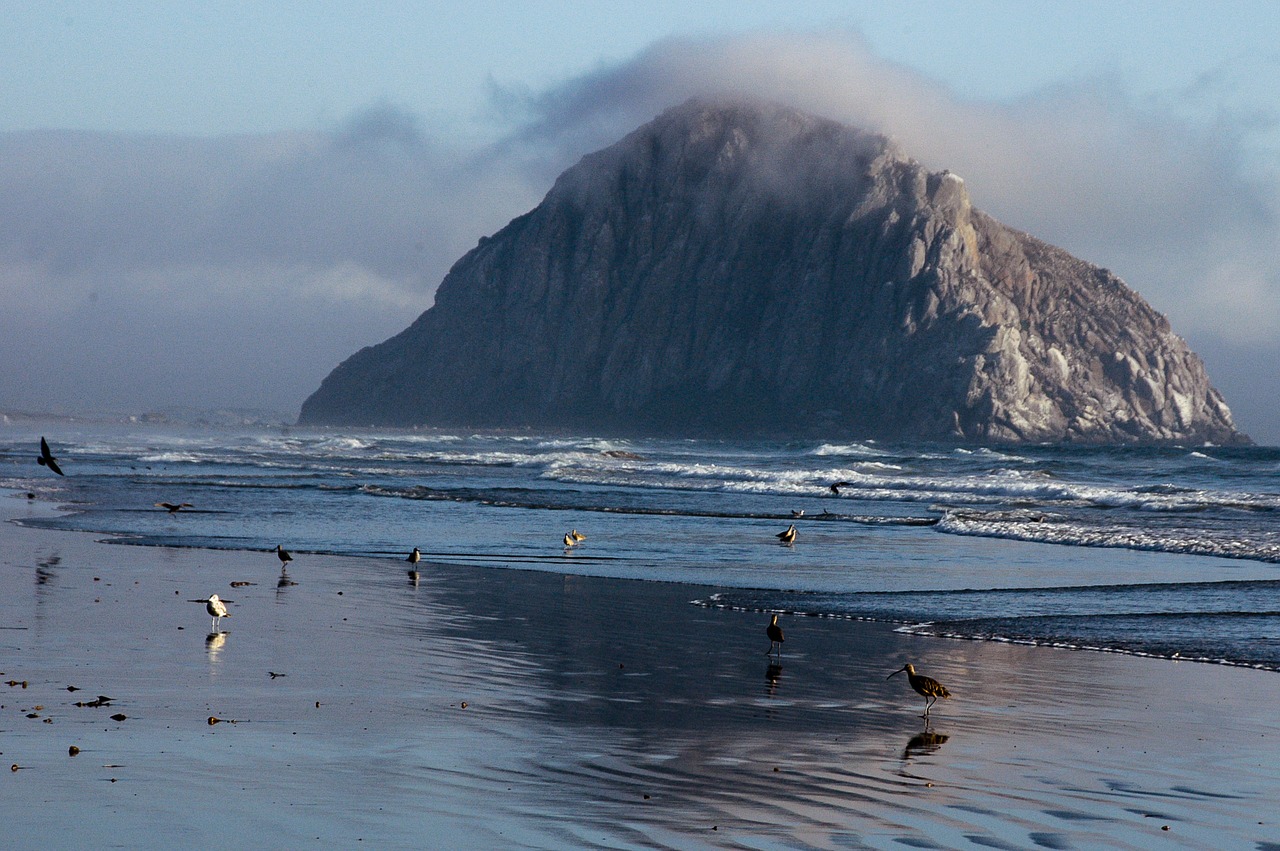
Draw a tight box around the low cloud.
[3,30,1279,437]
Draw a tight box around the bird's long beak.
[887,667,905,679]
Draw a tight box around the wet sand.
[3,492,1280,849]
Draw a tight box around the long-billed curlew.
[888,663,952,717]
[776,524,797,544]
[765,613,785,656]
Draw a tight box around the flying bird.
[155,502,193,513]
[776,524,797,544]
[765,613,785,656]
[887,663,952,718]
[37,437,64,476]
[275,544,293,567]
[829,481,849,495]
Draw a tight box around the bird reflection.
[765,661,783,697]
[902,726,950,760]
[36,553,61,586]
[205,630,228,663]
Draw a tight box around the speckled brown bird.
[888,663,952,717]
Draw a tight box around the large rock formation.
[300,98,1245,444]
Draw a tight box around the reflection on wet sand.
[902,726,950,759]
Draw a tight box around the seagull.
[275,544,293,568]
[776,524,797,544]
[887,663,952,718]
[189,594,231,631]
[791,509,805,518]
[765,613,785,657]
[37,437,64,476]
[570,529,586,542]
[155,502,193,513]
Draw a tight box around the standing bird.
[156,502,193,513]
[776,524,797,544]
[406,547,421,583]
[275,544,293,568]
[37,437,64,476]
[570,529,586,542]
[765,613,785,657]
[189,594,230,631]
[887,663,952,718]
[563,533,577,548]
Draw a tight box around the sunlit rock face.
[300,98,1245,445]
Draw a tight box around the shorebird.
[791,509,805,518]
[563,533,577,548]
[155,502,193,513]
[37,437,64,476]
[189,594,230,631]
[570,529,586,542]
[776,524,797,544]
[765,613,785,656]
[275,544,293,567]
[887,663,952,718]
[407,547,421,583]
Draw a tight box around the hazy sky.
[4,2,1280,441]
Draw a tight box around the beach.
[3,492,1280,849]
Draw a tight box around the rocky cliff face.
[299,98,1245,444]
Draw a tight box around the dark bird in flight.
[37,437,64,476]
[888,663,952,718]
[765,613,785,656]
[156,502,193,513]
[829,481,849,495]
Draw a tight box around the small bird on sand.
[570,529,586,542]
[407,547,421,582]
[37,437,64,476]
[275,544,293,567]
[776,524,797,544]
[155,502,193,513]
[829,481,849,495]
[189,594,230,631]
[887,663,952,718]
[765,613,785,656]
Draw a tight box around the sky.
[3,2,1280,441]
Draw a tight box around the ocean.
[6,424,1280,670]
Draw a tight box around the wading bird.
[563,533,577,548]
[407,547,421,582]
[275,544,293,567]
[37,437,64,476]
[570,529,586,542]
[189,594,230,631]
[765,613,785,656]
[887,663,952,718]
[155,502,193,513]
[776,524,797,544]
